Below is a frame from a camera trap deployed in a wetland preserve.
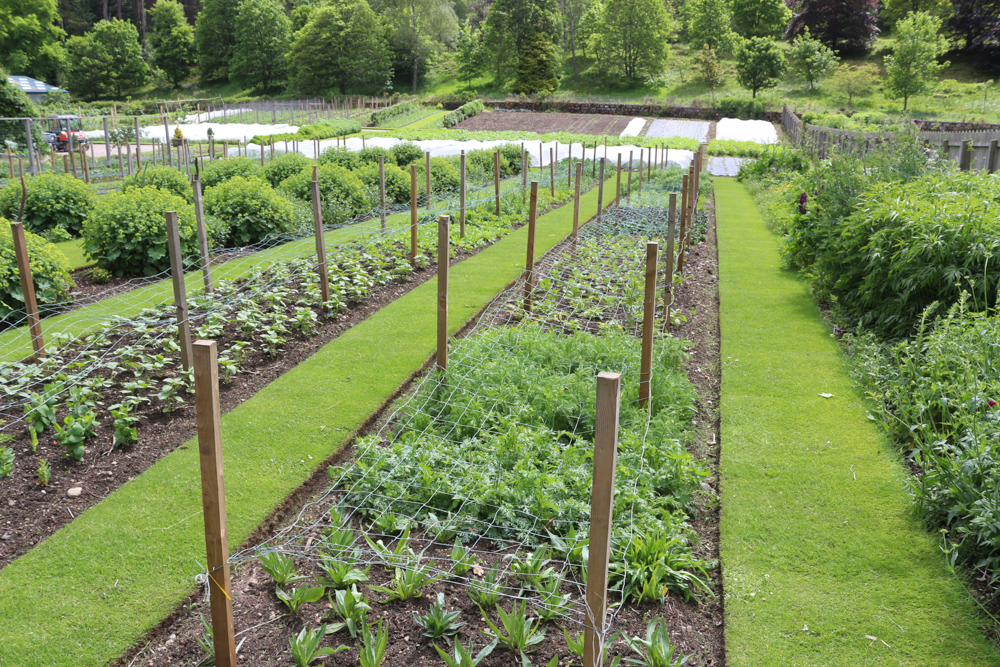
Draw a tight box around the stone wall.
[441,99,783,123]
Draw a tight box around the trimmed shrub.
[122,166,193,203]
[0,219,73,322]
[498,143,523,175]
[716,97,765,119]
[318,146,361,170]
[201,157,264,188]
[263,152,314,188]
[82,187,200,276]
[357,146,396,166]
[0,174,95,237]
[370,101,421,126]
[278,164,371,225]
[203,176,295,247]
[442,99,485,128]
[250,118,360,145]
[418,157,460,193]
[353,162,410,205]
[391,141,424,167]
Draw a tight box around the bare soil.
[114,193,725,667]
[454,111,638,136]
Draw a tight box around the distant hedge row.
[370,101,422,126]
[250,118,360,146]
[443,100,485,128]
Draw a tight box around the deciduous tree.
[947,0,1000,67]
[883,11,949,110]
[455,19,483,89]
[734,36,787,97]
[590,0,672,80]
[789,27,839,89]
[0,0,67,82]
[66,18,148,98]
[0,66,37,147]
[481,0,559,84]
[375,0,459,94]
[881,0,951,30]
[829,63,879,104]
[229,0,290,92]
[684,0,738,53]
[149,0,194,87]
[288,0,391,95]
[731,0,791,38]
[697,46,724,101]
[195,0,239,80]
[786,0,879,53]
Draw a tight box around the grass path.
[0,181,605,667]
[53,237,90,270]
[715,178,1000,666]
[0,180,517,361]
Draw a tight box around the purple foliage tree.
[785,0,880,54]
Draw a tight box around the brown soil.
[454,111,638,136]
[114,193,725,667]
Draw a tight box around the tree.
[481,0,559,84]
[785,0,879,53]
[731,0,791,38]
[884,12,949,110]
[789,27,839,89]
[455,19,483,89]
[66,19,148,98]
[684,0,738,53]
[288,0,391,95]
[375,0,459,94]
[590,0,672,80]
[947,0,1000,67]
[0,0,67,82]
[229,0,290,92]
[0,66,37,147]
[882,0,951,30]
[512,32,559,93]
[195,0,239,80]
[734,36,787,97]
[829,63,878,104]
[149,0,194,87]
[697,46,724,101]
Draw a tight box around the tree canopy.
[789,27,839,89]
[195,0,239,80]
[884,11,949,109]
[735,36,787,97]
[731,0,792,38]
[0,0,67,82]
[786,0,880,53]
[590,0,672,80]
[149,0,194,88]
[230,0,291,92]
[481,0,559,83]
[66,18,148,98]
[0,66,37,147]
[684,0,738,53]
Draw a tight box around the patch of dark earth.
[116,199,725,667]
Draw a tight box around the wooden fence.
[781,104,1000,172]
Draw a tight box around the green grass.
[0,180,609,667]
[0,180,518,362]
[715,177,1000,666]
[402,109,448,130]
[53,237,91,270]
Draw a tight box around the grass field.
[715,178,1000,666]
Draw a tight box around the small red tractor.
[42,115,89,152]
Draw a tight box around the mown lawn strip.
[0,180,606,667]
[715,178,1000,666]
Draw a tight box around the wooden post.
[378,155,387,233]
[10,222,45,358]
[50,146,56,171]
[494,150,501,216]
[959,140,972,171]
[116,140,124,178]
[165,211,193,371]
[425,151,432,208]
[193,176,213,293]
[663,194,676,333]
[459,151,466,237]
[102,117,112,166]
[549,147,555,196]
[568,143,573,187]
[437,214,450,371]
[592,141,597,177]
[24,120,35,176]
[639,241,658,407]
[68,146,77,179]
[596,158,606,229]
[583,371,621,667]
[647,145,652,180]
[990,139,999,174]
[615,154,622,226]
[627,151,633,204]
[677,175,689,274]
[310,166,331,313]
[524,182,538,314]
[191,340,238,667]
[539,142,543,173]
[572,161,583,240]
[162,116,172,165]
[410,165,418,265]
[80,148,91,184]
[6,145,12,179]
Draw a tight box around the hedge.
[370,101,421,126]
[122,166,194,203]
[251,119,360,146]
[0,174,95,238]
[0,220,73,323]
[203,176,296,247]
[443,99,485,128]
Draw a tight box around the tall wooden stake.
[310,166,331,312]
[677,174,689,274]
[191,340,237,667]
[583,371,621,667]
[437,214,450,371]
[425,151,432,208]
[193,176,213,293]
[410,165,418,265]
[627,151,633,204]
[379,155,387,233]
[165,211,192,370]
[10,222,45,358]
[596,158,606,231]
[550,147,555,196]
[663,193,677,332]
[494,150,501,216]
[615,154,622,226]
[639,241,658,407]
[459,151,466,237]
[572,162,583,240]
[524,181,538,314]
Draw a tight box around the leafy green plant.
[434,638,498,666]
[416,592,465,641]
[450,540,477,576]
[532,573,572,622]
[482,601,546,661]
[0,172,95,236]
[110,404,138,446]
[316,550,369,589]
[203,176,295,246]
[122,166,194,202]
[358,618,390,667]
[258,551,306,585]
[24,387,58,434]
[0,223,73,322]
[370,564,437,602]
[195,614,215,666]
[263,152,314,188]
[611,527,713,603]
[200,156,264,189]
[276,584,325,614]
[565,629,622,667]
[510,549,556,589]
[624,620,690,666]
[467,563,504,608]
[289,624,347,666]
[278,163,371,225]
[326,584,372,637]
[37,458,50,485]
[0,445,14,477]
[54,412,98,460]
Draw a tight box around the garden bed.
[115,186,725,667]
[453,111,638,136]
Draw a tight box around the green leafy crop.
[122,166,194,203]
[0,220,73,323]
[203,176,295,247]
[0,173,96,237]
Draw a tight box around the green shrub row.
[380,127,701,152]
[0,174,95,238]
[250,118,360,146]
[442,99,485,128]
[370,101,421,126]
[0,220,73,323]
